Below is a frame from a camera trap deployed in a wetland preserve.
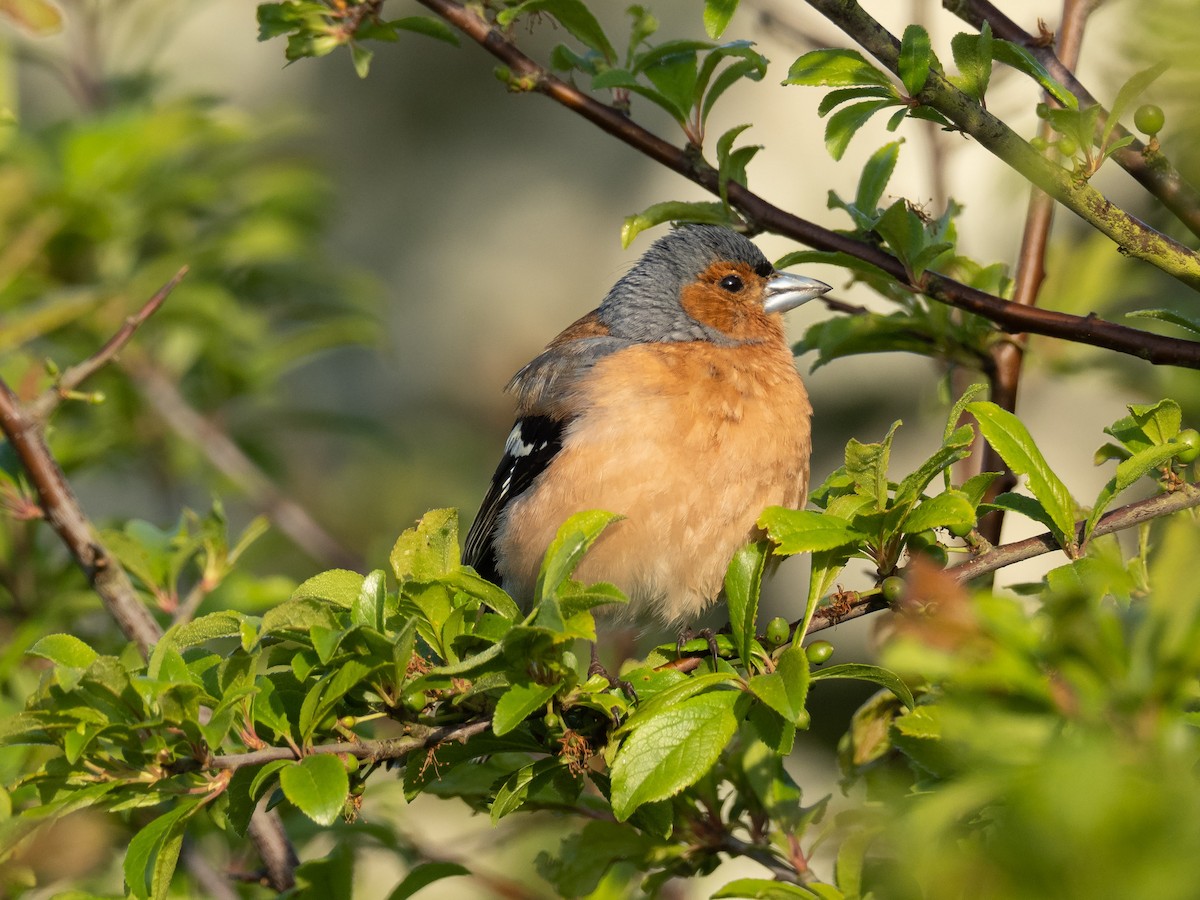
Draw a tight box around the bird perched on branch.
[465,225,830,624]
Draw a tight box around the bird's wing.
[463,414,566,583]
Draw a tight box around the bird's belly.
[494,343,811,623]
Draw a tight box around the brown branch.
[416,0,1200,368]
[952,482,1200,582]
[945,0,1200,241]
[978,0,1093,545]
[0,389,164,654]
[27,267,189,423]
[806,482,1200,634]
[208,718,492,770]
[0,278,299,892]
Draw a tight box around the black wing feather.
[464,415,566,584]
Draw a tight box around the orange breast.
[493,339,811,623]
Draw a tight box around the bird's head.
[597,225,831,345]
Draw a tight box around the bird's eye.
[719,273,744,292]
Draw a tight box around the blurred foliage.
[3,0,1200,898]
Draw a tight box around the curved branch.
[208,718,492,770]
[27,267,189,423]
[806,482,1200,634]
[945,0,1200,241]
[0,274,299,891]
[415,0,1200,368]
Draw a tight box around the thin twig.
[208,719,492,770]
[28,267,189,423]
[945,0,1200,241]
[415,0,1200,369]
[0,381,163,653]
[806,482,1200,634]
[0,279,299,892]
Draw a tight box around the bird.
[464,224,830,625]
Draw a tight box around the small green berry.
[1174,428,1200,464]
[765,616,791,646]
[880,576,905,604]
[1056,135,1078,157]
[402,689,428,713]
[947,518,975,539]
[1029,136,1049,152]
[1134,103,1165,136]
[794,708,811,729]
[907,530,937,551]
[806,640,834,665]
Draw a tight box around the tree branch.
[945,0,1200,242]
[27,267,189,423]
[806,482,1200,634]
[805,0,1200,291]
[208,719,492,770]
[0,278,299,892]
[416,0,1200,368]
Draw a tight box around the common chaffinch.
[465,225,830,624]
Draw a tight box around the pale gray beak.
[762,272,832,315]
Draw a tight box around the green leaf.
[895,425,975,509]
[298,659,378,742]
[968,401,1077,550]
[902,490,975,534]
[386,862,472,900]
[621,201,740,247]
[1104,60,1169,148]
[292,568,363,607]
[785,48,893,87]
[703,0,739,39]
[712,878,821,898]
[1085,443,1181,542]
[1126,308,1200,336]
[950,22,992,102]
[992,40,1077,108]
[845,421,900,510]
[811,663,914,709]
[167,611,246,648]
[536,510,621,601]
[1129,399,1182,445]
[642,49,698,122]
[496,0,616,63]
[898,25,932,95]
[725,541,767,669]
[391,508,460,583]
[352,569,387,631]
[28,634,98,670]
[279,754,349,826]
[824,99,894,161]
[856,140,901,213]
[757,508,863,555]
[874,200,947,280]
[611,690,741,819]
[350,43,373,78]
[493,680,560,735]
[985,492,1059,534]
[124,798,202,900]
